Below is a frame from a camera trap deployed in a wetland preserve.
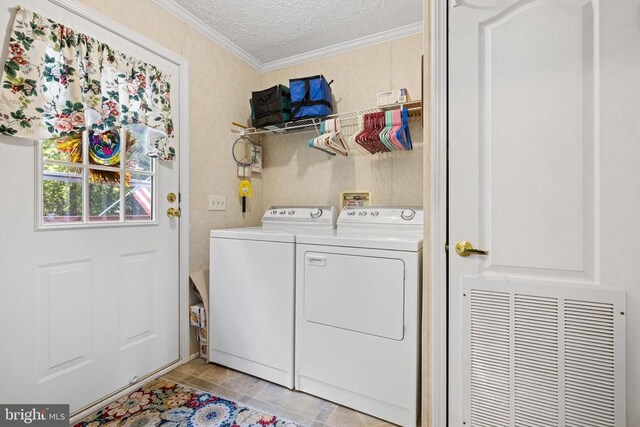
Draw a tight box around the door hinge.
[445,243,449,253]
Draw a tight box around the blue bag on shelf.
[289,75,333,119]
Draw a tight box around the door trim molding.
[47,0,191,363]
[425,0,448,426]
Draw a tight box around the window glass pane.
[42,166,83,223]
[89,128,121,168]
[125,127,153,172]
[42,136,82,163]
[88,169,121,184]
[39,128,155,227]
[125,174,153,221]
[89,177,120,222]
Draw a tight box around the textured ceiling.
[171,0,423,64]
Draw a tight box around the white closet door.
[448,0,635,425]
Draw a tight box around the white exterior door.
[449,0,637,425]
[0,2,181,414]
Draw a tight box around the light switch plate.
[208,195,226,211]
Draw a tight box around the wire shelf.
[241,100,422,136]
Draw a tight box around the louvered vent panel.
[470,289,511,427]
[514,295,559,426]
[462,279,625,427]
[564,299,616,427]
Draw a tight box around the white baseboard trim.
[189,352,201,361]
[69,360,184,424]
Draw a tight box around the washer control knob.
[310,208,323,218]
[371,211,379,217]
[359,211,367,216]
[347,211,356,216]
[279,210,286,215]
[401,209,416,220]
[271,210,278,215]
[288,210,295,215]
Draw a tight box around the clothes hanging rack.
[233,100,422,136]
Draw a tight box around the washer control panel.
[263,206,335,227]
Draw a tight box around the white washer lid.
[210,227,296,243]
[296,230,423,252]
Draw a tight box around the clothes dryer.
[295,207,423,426]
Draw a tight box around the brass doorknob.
[167,207,182,218]
[455,240,489,257]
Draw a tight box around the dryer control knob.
[288,210,295,215]
[371,211,380,217]
[310,208,323,218]
[271,210,278,215]
[279,210,286,215]
[401,209,416,220]
[359,211,367,216]
[347,211,356,216]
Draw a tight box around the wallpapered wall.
[261,34,424,212]
[78,0,424,274]
[74,0,423,354]
[77,0,265,275]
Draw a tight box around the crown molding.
[261,22,424,73]
[152,0,263,71]
[152,0,422,74]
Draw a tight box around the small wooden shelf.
[241,100,422,136]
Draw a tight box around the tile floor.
[163,358,398,427]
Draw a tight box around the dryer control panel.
[338,207,424,230]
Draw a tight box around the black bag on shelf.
[250,85,291,128]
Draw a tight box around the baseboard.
[210,348,293,389]
[69,360,183,424]
[189,352,201,361]
[297,375,414,427]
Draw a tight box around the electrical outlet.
[208,195,226,211]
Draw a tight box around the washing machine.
[295,206,423,426]
[209,206,335,389]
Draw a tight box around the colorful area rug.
[73,378,299,427]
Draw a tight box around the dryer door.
[303,251,405,340]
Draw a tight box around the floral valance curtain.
[0,7,175,160]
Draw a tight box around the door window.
[39,127,155,227]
